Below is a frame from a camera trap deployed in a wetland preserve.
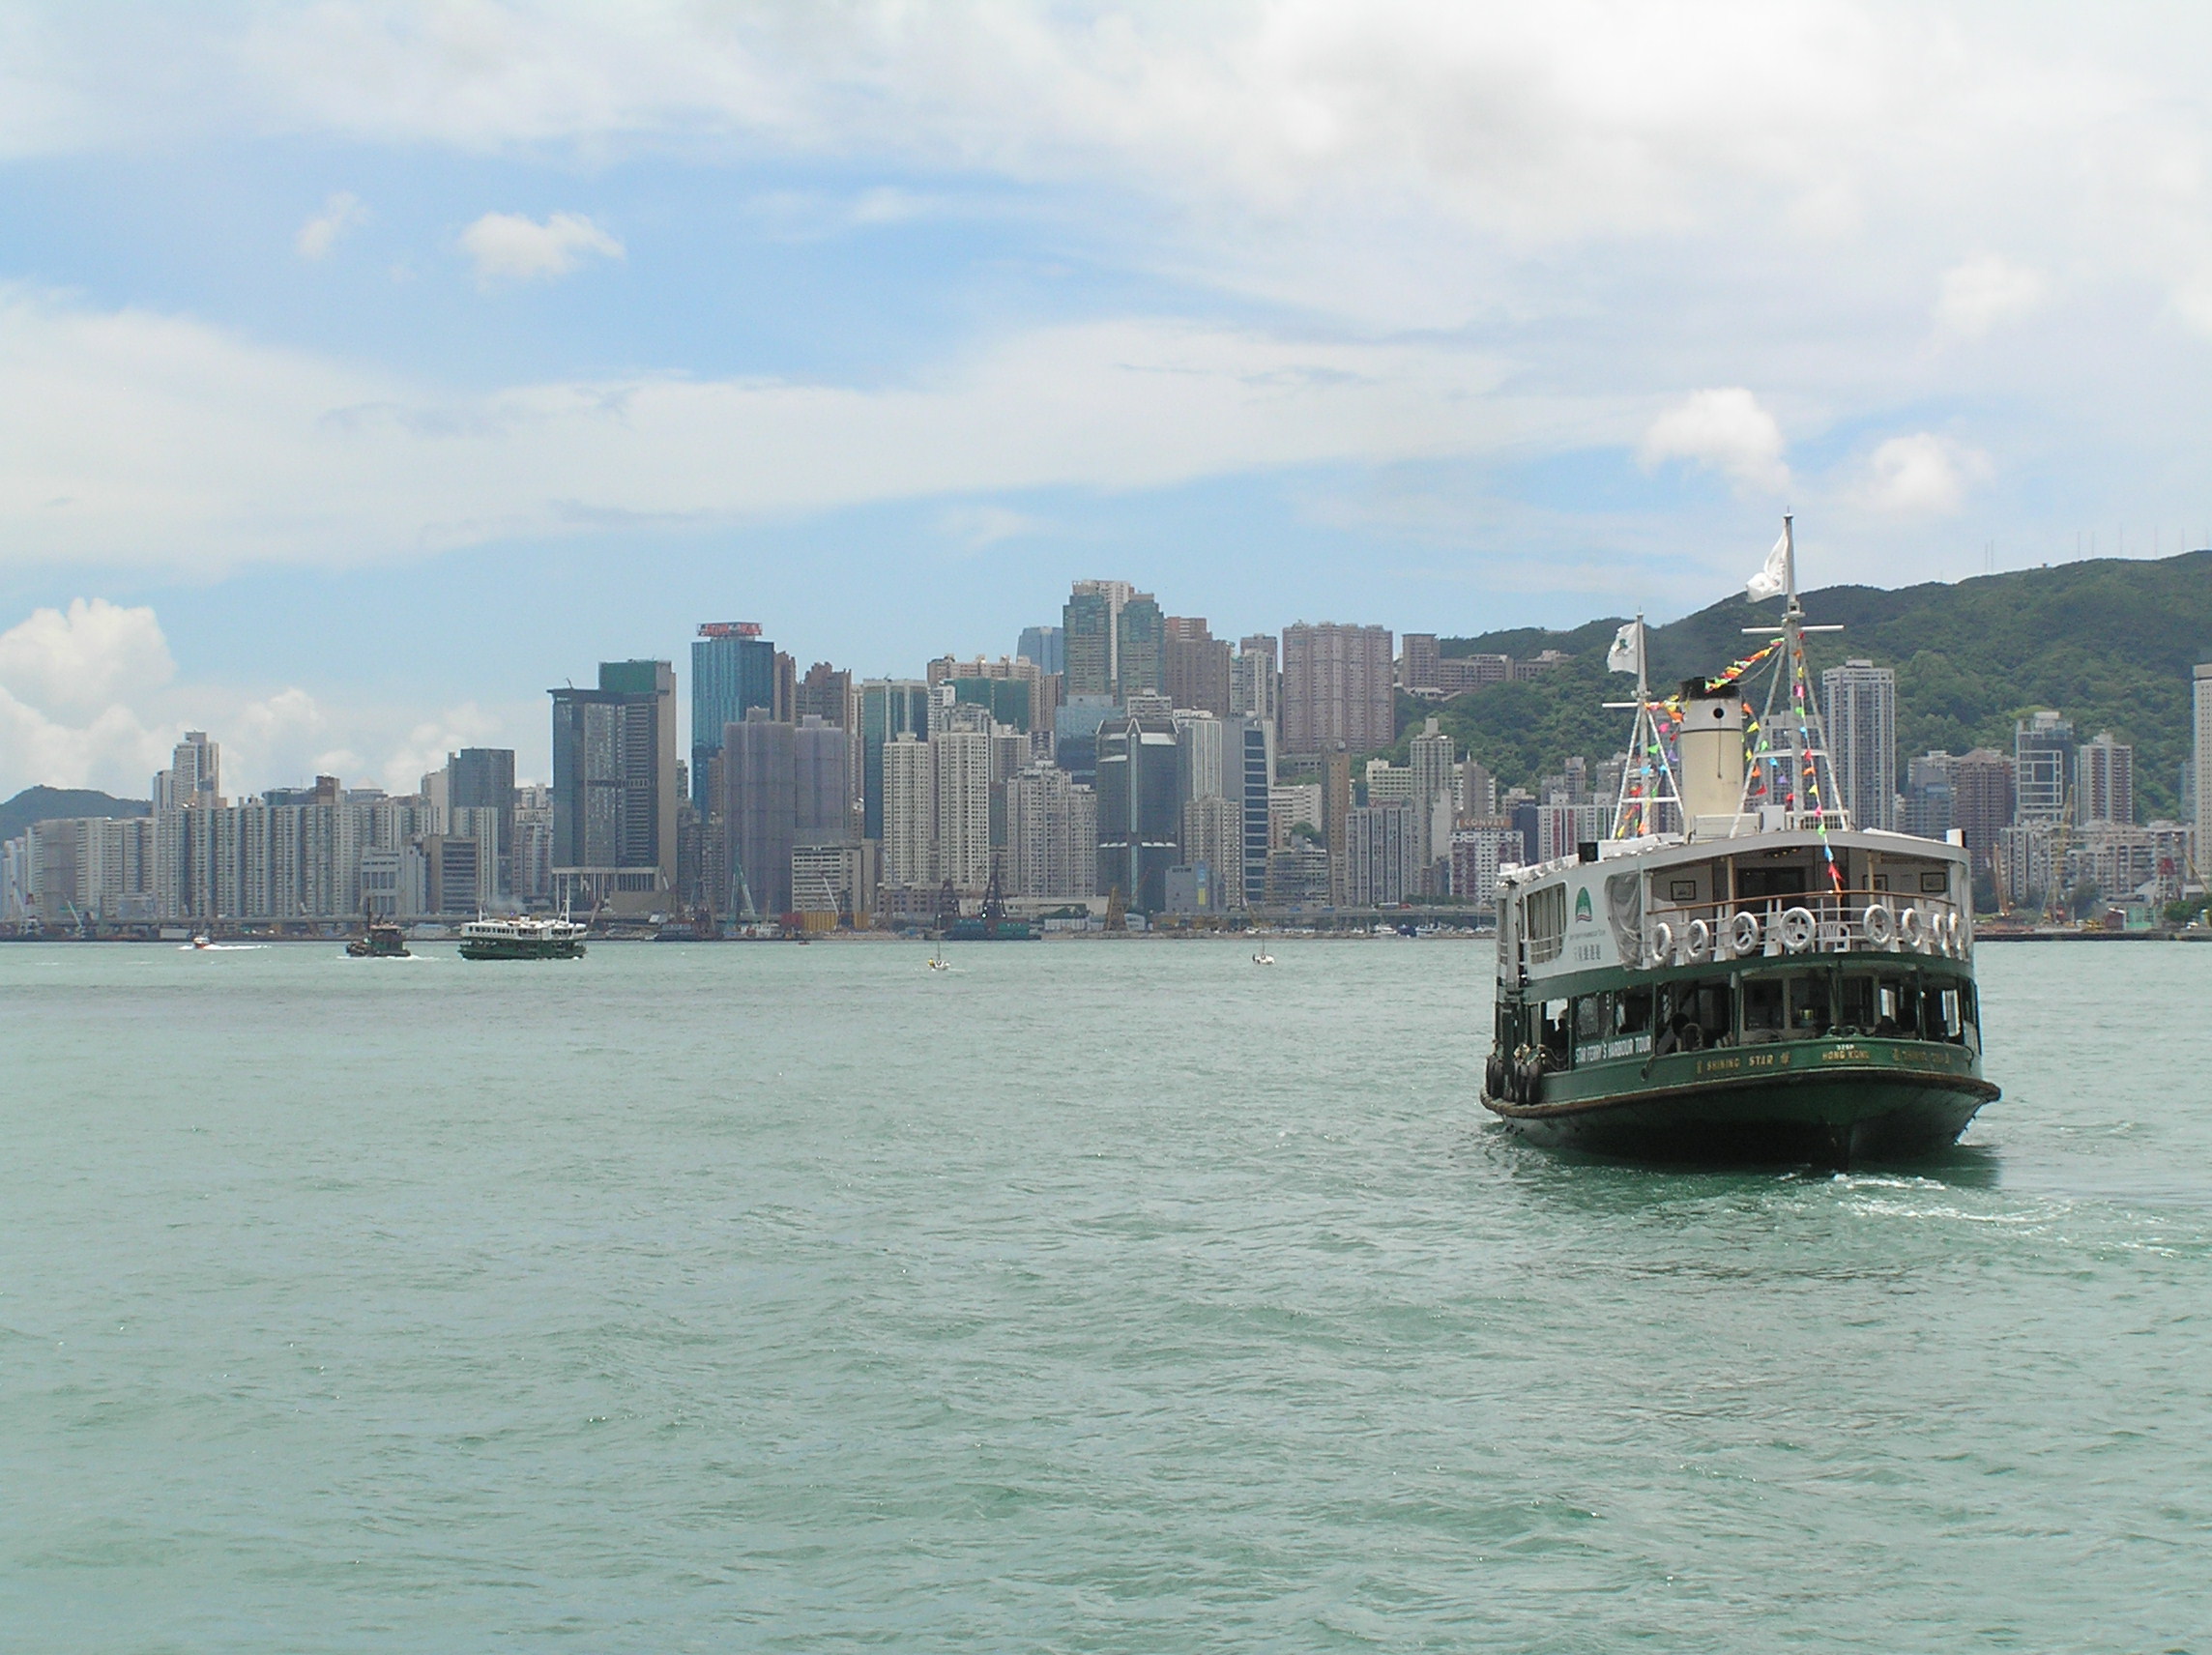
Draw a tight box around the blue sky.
[5,2,2212,796]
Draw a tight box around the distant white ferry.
[458,914,588,962]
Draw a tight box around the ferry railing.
[1635,886,1969,969]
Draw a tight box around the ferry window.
[1840,974,1877,1032]
[1739,865,1809,899]
[1655,981,1717,1054]
[1526,884,1567,965]
[1874,977,1921,1038]
[1919,870,1948,895]
[1573,995,1606,1041]
[1741,976,1786,1042]
[1615,988,1653,1035]
[1788,973,1831,1038]
[1541,1000,1570,1064]
[1933,986,1964,1043]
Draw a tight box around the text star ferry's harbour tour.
[1482,520,1998,1166]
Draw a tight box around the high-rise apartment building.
[1903,752,1955,841]
[1095,710,1180,913]
[881,735,935,890]
[1005,765,1096,901]
[550,659,679,915]
[795,661,851,727]
[1400,634,1441,692]
[445,747,515,900]
[721,711,796,918]
[1179,794,1245,910]
[1062,580,1134,699]
[2076,732,2134,826]
[1281,623,1394,756]
[1232,635,1279,730]
[1821,659,1896,831]
[933,728,993,894]
[1459,758,1498,822]
[1116,594,1166,702]
[1344,800,1419,906]
[1016,625,1065,676]
[1164,617,1232,716]
[854,679,931,844]
[154,731,221,811]
[926,654,1049,733]
[1323,749,1353,906]
[691,623,779,812]
[2014,711,2074,824]
[1951,747,2015,875]
[2195,665,2212,838]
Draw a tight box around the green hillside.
[0,787,149,847]
[1417,550,2212,819]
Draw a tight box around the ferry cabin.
[1488,828,1992,1158]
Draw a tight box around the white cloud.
[1854,432,1989,516]
[459,210,624,286]
[0,287,1532,577]
[1936,254,2047,337]
[1638,388,1790,494]
[0,598,178,796]
[296,190,368,259]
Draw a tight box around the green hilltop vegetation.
[1407,549,2212,821]
[0,786,148,847]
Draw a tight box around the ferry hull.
[458,939,586,962]
[1485,1059,1995,1167]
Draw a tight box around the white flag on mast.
[1606,622,1642,676]
[1745,527,1790,600]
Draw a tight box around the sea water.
[2,940,2207,1651]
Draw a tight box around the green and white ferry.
[458,913,588,962]
[1482,522,1997,1165]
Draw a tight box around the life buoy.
[1728,910,1762,956]
[1684,918,1712,962]
[1899,905,1926,950]
[1646,919,1674,968]
[1945,912,1964,954]
[1778,906,1816,953]
[1862,903,1896,947]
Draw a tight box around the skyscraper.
[155,731,221,811]
[446,747,515,901]
[2076,732,2134,826]
[722,711,795,918]
[933,728,993,894]
[1116,593,1166,702]
[1005,765,1095,900]
[2014,711,2075,823]
[2195,665,2212,837]
[1095,709,1180,913]
[1400,633,1441,692]
[1164,616,1232,715]
[1821,659,1897,831]
[1281,623,1395,756]
[854,679,931,844]
[1232,635,1279,731]
[881,735,935,891]
[691,623,779,812]
[550,659,678,915]
[795,661,851,727]
[1951,747,2015,876]
[1016,625,1065,676]
[1062,580,1133,699]
[1903,752,1955,841]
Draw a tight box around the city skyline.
[11,10,2212,799]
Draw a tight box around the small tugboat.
[458,912,587,962]
[346,905,412,958]
[1481,520,1997,1166]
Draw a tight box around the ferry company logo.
[1573,887,1592,924]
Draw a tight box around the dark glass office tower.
[446,746,515,899]
[691,623,779,813]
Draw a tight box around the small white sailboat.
[1252,948,1275,966]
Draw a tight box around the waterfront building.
[1323,750,1353,905]
[1343,800,1419,906]
[1095,709,1180,913]
[1951,747,2015,875]
[881,734,935,891]
[2014,711,2074,824]
[1174,711,1227,807]
[1996,821,2059,912]
[2194,664,2212,839]
[513,784,553,906]
[791,840,876,922]
[550,659,679,915]
[1264,842,1331,908]
[1232,716,1274,908]
[1062,580,1133,699]
[691,623,779,812]
[1179,794,1244,911]
[2077,731,2135,826]
[1281,623,1394,756]
[1164,617,1232,716]
[853,679,931,844]
[446,747,515,899]
[1005,765,1097,901]
[1016,624,1065,676]
[1449,819,1521,911]
[720,711,853,918]
[934,728,993,894]
[1821,659,1897,831]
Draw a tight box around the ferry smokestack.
[1678,678,1745,835]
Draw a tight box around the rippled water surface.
[3,939,2209,1652]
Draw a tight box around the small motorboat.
[191,934,212,949]
[1252,949,1276,966]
